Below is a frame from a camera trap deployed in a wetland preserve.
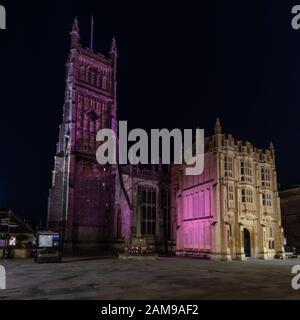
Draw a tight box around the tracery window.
[224,156,233,178]
[79,65,85,80]
[138,186,157,235]
[86,66,91,83]
[228,184,234,201]
[161,189,171,240]
[261,167,271,187]
[240,160,252,182]
[262,192,272,207]
[241,188,253,203]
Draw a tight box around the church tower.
[48,18,118,250]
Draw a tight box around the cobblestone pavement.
[0,256,300,300]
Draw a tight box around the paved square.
[0,256,300,300]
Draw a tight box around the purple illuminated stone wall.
[172,153,218,257]
[48,19,118,249]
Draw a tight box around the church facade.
[47,18,173,252]
[48,18,118,250]
[114,165,173,253]
[48,18,284,259]
[172,120,285,260]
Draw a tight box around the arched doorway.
[243,228,251,258]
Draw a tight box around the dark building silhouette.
[280,185,300,253]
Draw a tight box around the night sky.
[0,0,299,226]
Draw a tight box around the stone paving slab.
[0,257,300,300]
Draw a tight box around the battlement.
[77,47,113,66]
[204,119,275,163]
[120,165,170,183]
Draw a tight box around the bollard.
[0,265,6,290]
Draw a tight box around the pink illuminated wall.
[174,153,217,253]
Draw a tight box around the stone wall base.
[176,249,233,261]
[118,253,158,260]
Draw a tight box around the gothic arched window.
[162,188,171,240]
[86,66,91,83]
[80,65,85,80]
[138,186,157,235]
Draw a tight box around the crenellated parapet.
[205,135,275,165]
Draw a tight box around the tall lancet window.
[97,71,101,88]
[80,65,85,80]
[138,186,157,235]
[240,160,252,182]
[162,189,171,240]
[261,166,271,187]
[92,67,97,86]
[86,66,91,83]
[224,156,233,178]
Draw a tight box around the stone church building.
[48,18,284,259]
[172,120,285,260]
[48,18,118,250]
[47,18,173,252]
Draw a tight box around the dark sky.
[0,0,299,225]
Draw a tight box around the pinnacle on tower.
[90,16,94,50]
[215,117,222,134]
[110,36,118,56]
[71,17,80,48]
[270,142,275,158]
[72,17,79,34]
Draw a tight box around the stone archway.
[243,228,251,258]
